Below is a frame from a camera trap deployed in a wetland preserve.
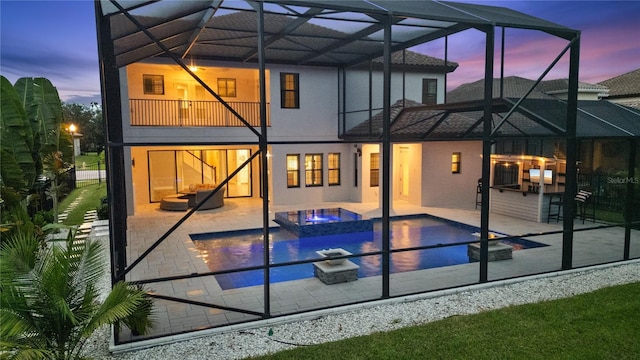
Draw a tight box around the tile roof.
[369,51,458,71]
[342,77,640,140]
[446,76,608,102]
[538,79,608,94]
[598,68,640,97]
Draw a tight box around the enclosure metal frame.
[95,0,592,344]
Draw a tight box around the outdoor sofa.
[159,184,225,211]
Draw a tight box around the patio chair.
[194,186,225,210]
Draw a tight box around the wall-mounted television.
[529,169,553,184]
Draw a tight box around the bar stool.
[547,193,563,223]
[575,190,595,223]
[475,178,482,209]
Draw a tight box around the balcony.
[129,99,270,127]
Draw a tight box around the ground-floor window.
[328,153,341,186]
[370,153,380,187]
[305,153,323,186]
[451,152,461,174]
[286,154,300,188]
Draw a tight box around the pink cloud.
[417,1,640,89]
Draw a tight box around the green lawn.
[252,282,640,360]
[74,152,104,167]
[58,183,107,225]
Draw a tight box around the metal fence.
[26,163,104,216]
[578,173,635,213]
[74,161,105,188]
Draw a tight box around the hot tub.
[274,208,373,237]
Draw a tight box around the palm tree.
[0,228,153,360]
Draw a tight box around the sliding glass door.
[148,151,177,202]
[148,148,253,202]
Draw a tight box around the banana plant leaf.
[0,149,27,193]
[15,77,64,174]
[1,76,35,188]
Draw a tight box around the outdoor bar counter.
[490,186,563,223]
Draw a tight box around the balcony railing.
[129,99,270,127]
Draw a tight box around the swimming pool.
[191,214,547,290]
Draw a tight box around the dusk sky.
[1,1,639,105]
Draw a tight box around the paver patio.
[105,198,639,345]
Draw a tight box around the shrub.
[0,228,153,359]
[33,210,54,227]
[96,203,109,220]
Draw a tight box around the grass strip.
[253,282,640,360]
[58,183,107,226]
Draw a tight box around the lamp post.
[69,123,77,168]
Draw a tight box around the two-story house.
[122,36,457,214]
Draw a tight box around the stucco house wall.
[342,70,447,130]
[421,141,483,209]
[268,65,339,141]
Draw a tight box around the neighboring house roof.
[598,68,640,97]
[343,77,640,141]
[446,76,608,102]
[598,68,640,109]
[538,79,609,97]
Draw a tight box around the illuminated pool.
[274,208,373,236]
[191,214,548,290]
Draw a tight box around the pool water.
[191,215,547,290]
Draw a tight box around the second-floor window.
[217,78,236,97]
[286,154,300,188]
[143,74,164,95]
[422,78,437,105]
[328,153,340,186]
[305,153,322,186]
[280,73,299,108]
[370,153,380,187]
